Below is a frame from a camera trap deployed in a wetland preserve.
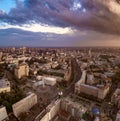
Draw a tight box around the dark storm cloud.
[1,28,120,47]
[0,28,75,47]
[1,0,120,34]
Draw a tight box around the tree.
[19,112,27,121]
[0,89,25,112]
[112,72,120,84]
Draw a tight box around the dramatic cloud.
[0,22,73,34]
[0,0,120,35]
[0,28,120,47]
[0,0,120,47]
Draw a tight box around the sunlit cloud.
[0,0,120,47]
[0,22,73,34]
[73,2,82,10]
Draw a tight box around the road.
[63,58,82,96]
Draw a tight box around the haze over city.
[0,0,120,46]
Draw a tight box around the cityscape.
[0,0,120,121]
[0,47,120,121]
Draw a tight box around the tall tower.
[22,46,26,55]
[0,51,2,61]
[89,49,92,58]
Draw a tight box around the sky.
[0,0,120,47]
[0,0,16,13]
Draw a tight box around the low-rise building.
[61,97,88,118]
[36,76,57,86]
[0,106,8,121]
[75,71,111,100]
[0,79,10,93]
[35,96,88,121]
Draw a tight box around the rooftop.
[63,96,88,112]
[59,110,70,118]
[0,79,10,88]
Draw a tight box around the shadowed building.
[12,93,37,117]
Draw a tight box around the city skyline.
[0,1,120,120]
[0,0,120,46]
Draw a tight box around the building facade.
[15,63,29,79]
[75,71,110,100]
[35,99,61,121]
[0,106,8,121]
[12,93,37,117]
[0,79,10,93]
[111,89,120,108]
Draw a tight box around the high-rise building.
[89,49,92,58]
[0,51,2,61]
[14,63,29,79]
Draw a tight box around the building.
[12,93,37,117]
[0,106,8,121]
[14,63,29,79]
[94,117,100,121]
[35,96,89,121]
[44,77,57,86]
[75,71,111,100]
[60,97,88,119]
[111,88,120,108]
[89,49,92,58]
[36,76,57,86]
[35,99,61,121]
[0,79,10,93]
[116,110,120,121]
[75,70,86,94]
[64,66,72,82]
[0,52,2,61]
[87,73,95,85]
[59,110,71,121]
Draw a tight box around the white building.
[75,70,86,93]
[116,110,120,121]
[36,75,43,80]
[36,76,57,86]
[75,71,110,100]
[44,77,56,86]
[94,117,100,121]
[0,106,8,121]
[0,79,10,93]
[12,93,37,117]
[89,49,92,58]
[35,99,61,121]
[35,97,88,121]
[87,74,95,85]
